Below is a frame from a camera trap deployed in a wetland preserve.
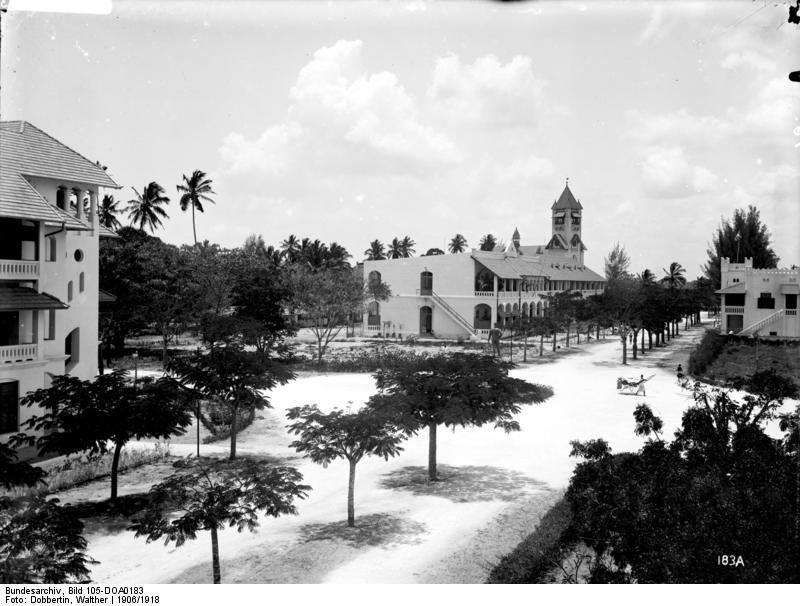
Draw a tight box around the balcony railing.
[787,310,797,317]
[0,259,39,280]
[725,306,745,314]
[0,344,38,364]
[473,291,494,297]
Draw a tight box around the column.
[73,188,84,221]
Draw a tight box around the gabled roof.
[472,251,605,283]
[0,121,119,188]
[551,183,582,210]
[545,233,569,250]
[715,283,746,295]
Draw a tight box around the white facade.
[718,257,799,338]
[363,184,605,340]
[0,121,118,446]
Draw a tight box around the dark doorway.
[419,306,432,335]
[420,271,433,296]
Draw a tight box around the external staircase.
[428,290,479,339]
[738,309,786,336]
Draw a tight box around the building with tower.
[362,182,605,340]
[0,121,119,447]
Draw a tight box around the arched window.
[536,301,542,316]
[475,268,493,292]
[420,271,433,295]
[368,270,381,284]
[474,304,491,330]
[367,301,380,326]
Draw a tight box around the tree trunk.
[110,440,123,501]
[162,333,168,366]
[210,526,221,584]
[347,459,357,527]
[539,333,544,356]
[648,330,653,350]
[566,324,570,348]
[230,403,238,460]
[196,400,201,457]
[428,421,438,481]
[632,329,638,360]
[192,203,198,248]
[552,331,557,352]
[523,333,528,362]
[641,329,645,353]
[621,332,628,365]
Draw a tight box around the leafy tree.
[567,371,800,582]
[98,194,122,231]
[126,182,170,233]
[603,242,631,282]
[168,346,295,459]
[479,234,498,251]
[387,237,403,259]
[399,235,416,258]
[14,371,192,500]
[364,239,387,261]
[369,353,553,481]
[280,234,301,263]
[596,275,641,364]
[704,205,779,291]
[660,261,687,288]
[423,247,445,256]
[286,405,406,526]
[326,242,352,269]
[130,458,309,584]
[287,265,376,364]
[448,233,468,254]
[176,170,216,246]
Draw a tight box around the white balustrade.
[0,259,39,280]
[725,306,745,314]
[0,344,38,364]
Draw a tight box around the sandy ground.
[56,318,795,584]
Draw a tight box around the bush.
[200,399,256,444]
[487,496,573,583]
[688,329,726,375]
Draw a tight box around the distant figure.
[488,326,503,357]
[636,374,647,396]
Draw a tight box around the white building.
[717,257,799,338]
[0,121,119,444]
[362,183,605,340]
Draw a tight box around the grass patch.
[3,443,171,499]
[486,496,573,583]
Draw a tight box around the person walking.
[488,325,503,358]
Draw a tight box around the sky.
[1,0,798,280]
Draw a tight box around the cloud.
[720,50,775,72]
[428,54,546,128]
[640,146,720,198]
[638,6,664,44]
[219,39,459,191]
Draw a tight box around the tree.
[364,239,387,261]
[423,247,445,256]
[660,261,687,288]
[176,170,215,246]
[448,233,468,254]
[369,353,553,481]
[704,205,779,291]
[98,194,122,231]
[126,182,170,233]
[399,235,416,258]
[286,405,406,527]
[568,370,800,582]
[597,275,641,364]
[130,458,309,584]
[287,265,376,364]
[603,242,631,282]
[387,237,403,259]
[479,234,498,251]
[14,371,192,500]
[280,234,301,264]
[168,346,294,459]
[0,443,95,584]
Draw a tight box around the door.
[419,306,432,335]
[420,271,433,296]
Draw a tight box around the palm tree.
[176,170,216,246]
[364,239,386,261]
[281,235,301,263]
[639,269,656,284]
[98,194,122,231]
[660,262,687,288]
[387,237,403,259]
[326,242,351,269]
[127,182,170,233]
[479,234,497,251]
[448,233,468,254]
[399,235,416,258]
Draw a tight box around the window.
[65,327,80,372]
[46,236,57,261]
[45,309,56,340]
[74,249,84,262]
[786,294,797,310]
[756,293,775,309]
[67,281,73,302]
[571,213,581,225]
[79,272,85,292]
[0,380,19,434]
[367,301,380,326]
[554,216,565,225]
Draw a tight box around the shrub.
[200,399,256,444]
[687,329,726,375]
[487,496,573,583]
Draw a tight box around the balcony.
[0,343,38,364]
[725,306,745,314]
[0,260,39,281]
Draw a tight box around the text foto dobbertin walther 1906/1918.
[5,586,162,605]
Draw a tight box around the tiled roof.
[99,289,118,303]
[715,283,746,294]
[472,251,605,283]
[99,225,120,238]
[1,121,119,188]
[0,285,69,310]
[551,183,582,210]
